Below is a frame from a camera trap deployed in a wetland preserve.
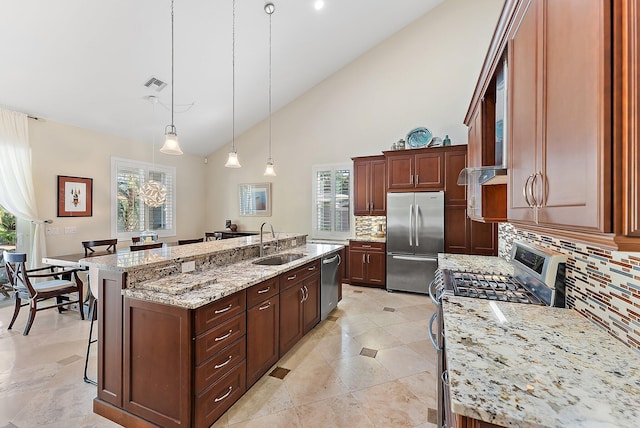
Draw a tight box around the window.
[111,158,176,239]
[312,164,352,239]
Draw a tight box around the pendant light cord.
[171,0,175,128]
[268,6,272,162]
[232,0,236,153]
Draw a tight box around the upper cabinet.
[385,149,444,192]
[353,155,386,216]
[465,0,640,250]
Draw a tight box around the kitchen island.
[438,258,640,427]
[82,234,343,427]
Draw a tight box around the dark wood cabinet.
[348,241,386,287]
[246,278,279,387]
[386,150,444,192]
[121,290,247,428]
[278,260,321,356]
[508,0,611,231]
[353,155,386,215]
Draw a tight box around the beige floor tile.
[283,358,349,406]
[294,392,374,428]
[407,339,438,360]
[375,345,433,379]
[382,319,429,345]
[330,354,393,391]
[352,326,403,350]
[352,379,428,427]
[226,376,294,425]
[398,371,438,408]
[396,303,436,321]
[229,407,302,428]
[315,333,363,363]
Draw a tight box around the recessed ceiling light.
[314,0,324,11]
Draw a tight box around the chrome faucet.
[260,222,276,257]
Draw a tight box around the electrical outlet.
[181,261,195,273]
[64,226,77,234]
[291,240,297,247]
[46,227,59,236]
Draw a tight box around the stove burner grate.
[449,271,544,305]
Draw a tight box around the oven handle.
[428,278,441,306]
[429,312,442,351]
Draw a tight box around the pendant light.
[141,96,168,207]
[264,2,276,176]
[160,0,184,155]
[225,0,241,168]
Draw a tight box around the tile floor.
[0,285,438,427]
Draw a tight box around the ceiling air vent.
[143,77,167,92]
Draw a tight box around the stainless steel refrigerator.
[386,191,444,294]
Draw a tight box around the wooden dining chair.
[130,242,163,251]
[82,239,117,257]
[178,238,204,245]
[3,251,84,335]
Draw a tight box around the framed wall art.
[238,183,271,216]
[57,175,93,217]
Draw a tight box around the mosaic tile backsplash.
[499,222,640,352]
[355,216,386,237]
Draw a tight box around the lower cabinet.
[246,278,280,387]
[279,260,321,356]
[348,241,386,287]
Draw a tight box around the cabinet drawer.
[195,337,246,395]
[246,277,279,308]
[280,260,320,291]
[194,290,246,336]
[195,313,246,365]
[195,360,246,428]
[349,241,385,252]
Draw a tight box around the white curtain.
[0,109,46,267]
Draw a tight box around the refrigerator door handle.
[415,204,420,247]
[409,204,413,246]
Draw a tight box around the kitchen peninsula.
[82,233,342,428]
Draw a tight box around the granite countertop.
[443,296,640,427]
[350,235,386,243]
[124,243,343,309]
[80,233,305,272]
[437,253,513,275]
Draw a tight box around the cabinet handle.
[259,302,271,311]
[415,174,418,185]
[304,285,309,302]
[287,274,297,281]
[214,304,232,314]
[308,266,316,271]
[362,254,366,264]
[214,386,233,403]
[429,313,442,351]
[523,174,534,207]
[361,244,372,248]
[410,173,414,184]
[370,201,374,212]
[214,355,233,369]
[300,288,305,303]
[442,370,449,386]
[214,330,233,342]
[530,172,539,207]
[257,286,270,294]
[367,254,370,263]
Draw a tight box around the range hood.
[457,166,508,186]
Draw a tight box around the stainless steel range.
[430,241,567,428]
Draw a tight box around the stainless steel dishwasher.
[321,251,341,320]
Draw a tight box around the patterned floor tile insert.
[57,355,83,366]
[427,407,437,424]
[359,347,378,358]
[269,367,291,380]
[326,315,338,321]
[383,307,396,312]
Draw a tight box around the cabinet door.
[366,252,386,286]
[302,275,320,335]
[353,160,370,216]
[370,159,387,215]
[538,0,610,231]
[508,0,541,222]
[348,249,366,283]
[279,285,303,356]
[386,154,414,191]
[470,221,498,256]
[444,205,469,254]
[414,152,444,190]
[444,149,467,206]
[247,296,279,387]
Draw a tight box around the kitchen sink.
[252,253,305,266]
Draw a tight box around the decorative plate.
[406,127,433,148]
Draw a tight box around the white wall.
[29,119,207,256]
[205,0,504,235]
